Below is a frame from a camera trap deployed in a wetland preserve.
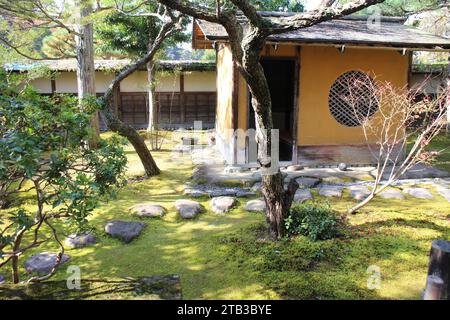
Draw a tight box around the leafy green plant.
[285,202,339,241]
[0,71,127,283]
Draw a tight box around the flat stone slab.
[130,204,167,218]
[244,199,266,212]
[175,200,203,219]
[295,177,320,188]
[211,197,236,213]
[318,186,343,198]
[208,188,239,197]
[0,274,5,284]
[403,188,434,200]
[400,164,450,179]
[236,190,257,198]
[436,186,450,202]
[24,252,70,275]
[379,188,405,200]
[184,189,207,198]
[64,233,97,249]
[105,221,146,243]
[348,186,371,201]
[294,189,313,203]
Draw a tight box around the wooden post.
[51,78,56,95]
[180,74,185,125]
[424,240,450,300]
[291,46,301,165]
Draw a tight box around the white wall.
[29,70,217,94]
[184,71,216,92]
[29,78,52,94]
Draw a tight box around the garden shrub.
[0,71,128,283]
[285,202,339,241]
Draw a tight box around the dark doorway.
[249,58,296,161]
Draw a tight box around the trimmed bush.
[285,202,339,241]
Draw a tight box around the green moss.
[1,132,449,300]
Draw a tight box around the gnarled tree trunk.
[76,0,99,148]
[235,27,298,240]
[101,105,160,176]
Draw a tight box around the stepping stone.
[403,188,434,200]
[379,188,405,200]
[105,221,146,243]
[245,198,266,212]
[184,189,207,198]
[208,189,238,197]
[211,197,236,214]
[286,165,304,172]
[24,252,70,275]
[294,189,313,203]
[175,200,203,219]
[130,204,167,218]
[64,233,97,249]
[349,186,371,201]
[319,186,343,198]
[436,186,450,202]
[0,274,4,284]
[251,182,262,192]
[236,190,256,198]
[295,177,320,188]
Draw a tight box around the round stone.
[244,199,266,212]
[175,200,203,219]
[294,189,313,203]
[319,186,343,198]
[64,233,97,249]
[286,165,304,172]
[295,177,320,188]
[130,204,167,218]
[338,163,348,171]
[349,186,371,201]
[379,188,405,200]
[24,252,70,275]
[105,221,146,243]
[211,197,236,213]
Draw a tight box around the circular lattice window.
[328,71,378,127]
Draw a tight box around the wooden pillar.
[180,74,185,125]
[232,62,239,165]
[424,240,450,300]
[113,78,120,119]
[51,78,56,95]
[291,46,301,165]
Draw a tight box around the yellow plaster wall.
[298,46,409,145]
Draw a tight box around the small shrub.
[285,202,339,241]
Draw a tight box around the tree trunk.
[147,60,159,150]
[102,98,160,177]
[424,240,450,300]
[445,56,449,133]
[11,232,24,284]
[235,29,298,240]
[76,0,99,148]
